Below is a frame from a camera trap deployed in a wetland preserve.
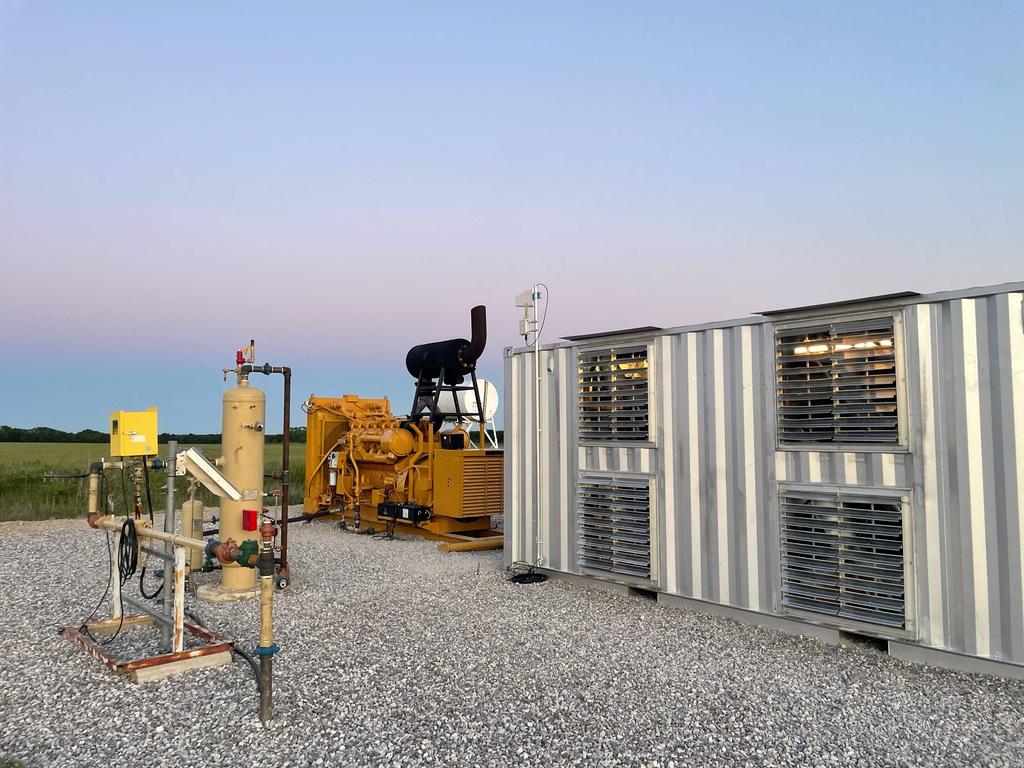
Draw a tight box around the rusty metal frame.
[62,615,233,677]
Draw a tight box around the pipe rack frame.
[64,508,236,683]
[62,618,233,684]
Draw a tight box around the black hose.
[118,518,139,584]
[137,464,163,599]
[139,564,162,599]
[232,646,262,691]
[82,514,139,646]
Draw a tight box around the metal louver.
[578,346,649,441]
[780,489,906,630]
[577,476,651,579]
[776,317,898,444]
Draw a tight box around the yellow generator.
[304,306,503,551]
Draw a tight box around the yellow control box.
[109,408,159,457]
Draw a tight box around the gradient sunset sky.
[1,2,1021,431]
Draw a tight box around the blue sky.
[1,2,1021,431]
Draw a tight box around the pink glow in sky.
[2,2,1021,430]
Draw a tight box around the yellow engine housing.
[304,395,502,549]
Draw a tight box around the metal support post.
[161,440,177,650]
[173,546,186,653]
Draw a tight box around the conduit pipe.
[255,521,278,722]
[239,363,292,582]
[88,515,208,552]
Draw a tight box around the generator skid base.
[62,614,233,683]
[336,509,503,552]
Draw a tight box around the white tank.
[435,378,499,422]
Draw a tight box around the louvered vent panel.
[578,346,649,441]
[577,476,651,579]
[780,489,905,629]
[460,452,503,517]
[777,325,833,443]
[776,317,898,444]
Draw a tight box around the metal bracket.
[174,448,247,500]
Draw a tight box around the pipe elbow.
[465,305,487,363]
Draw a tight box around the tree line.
[0,425,308,444]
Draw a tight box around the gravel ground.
[2,517,1023,767]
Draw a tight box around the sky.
[1,1,1021,432]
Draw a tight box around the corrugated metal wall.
[504,289,1024,666]
[901,292,1024,663]
[505,345,580,572]
[653,323,776,612]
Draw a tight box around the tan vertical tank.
[180,497,205,572]
[201,373,265,599]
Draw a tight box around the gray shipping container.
[504,281,1024,678]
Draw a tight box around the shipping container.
[504,282,1024,678]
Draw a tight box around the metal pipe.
[161,441,176,650]
[533,285,544,565]
[173,547,185,652]
[256,523,277,722]
[91,516,207,552]
[279,367,290,577]
[132,461,144,518]
[141,545,172,561]
[87,471,100,518]
[259,656,273,721]
[465,304,487,363]
[239,364,291,579]
[122,595,174,628]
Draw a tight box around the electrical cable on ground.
[77,529,112,637]
[505,559,548,585]
[77,474,116,641]
[372,516,397,541]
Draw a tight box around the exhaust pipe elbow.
[465,305,487,363]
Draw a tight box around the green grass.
[0,443,306,522]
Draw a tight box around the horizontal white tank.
[435,378,499,421]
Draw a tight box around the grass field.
[0,443,306,522]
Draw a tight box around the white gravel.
[2,517,1023,767]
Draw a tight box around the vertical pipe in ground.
[161,440,176,649]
